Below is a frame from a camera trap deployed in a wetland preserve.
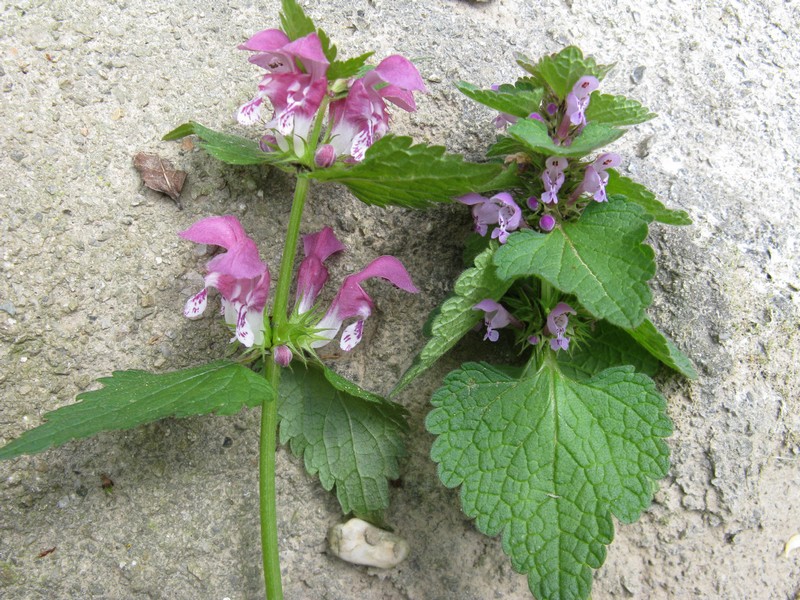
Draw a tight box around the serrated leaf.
[163,122,276,166]
[279,0,316,39]
[457,81,545,118]
[279,0,337,62]
[507,119,625,158]
[516,46,614,99]
[328,51,374,81]
[392,245,512,394]
[278,363,408,521]
[605,170,692,225]
[494,198,655,329]
[626,318,698,379]
[558,320,660,379]
[427,361,671,600]
[0,361,272,460]
[585,92,656,126]
[308,135,502,208]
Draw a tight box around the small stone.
[631,65,646,84]
[328,518,409,569]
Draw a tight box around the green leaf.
[605,170,692,225]
[627,318,698,379]
[279,0,337,62]
[486,136,530,159]
[427,361,671,600]
[585,92,656,126]
[558,320,660,380]
[280,0,316,39]
[392,245,512,394]
[507,119,625,158]
[457,81,545,118]
[163,122,276,166]
[516,46,614,99]
[278,362,408,522]
[494,198,656,329]
[0,361,272,460]
[328,51,375,81]
[308,135,503,208]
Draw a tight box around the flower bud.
[272,345,293,368]
[314,144,336,168]
[526,196,539,211]
[539,214,556,232]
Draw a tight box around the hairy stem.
[258,174,311,600]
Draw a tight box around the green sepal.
[494,198,656,329]
[558,320,660,379]
[427,360,671,600]
[626,318,698,379]
[456,81,545,118]
[516,46,614,99]
[163,121,282,166]
[0,361,273,461]
[584,92,657,126]
[278,362,408,523]
[606,169,692,225]
[507,118,625,158]
[308,135,503,208]
[392,244,512,394]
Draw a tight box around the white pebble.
[328,518,409,569]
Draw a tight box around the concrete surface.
[1,0,799,598]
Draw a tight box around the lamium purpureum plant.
[393,47,697,600]
[0,2,503,599]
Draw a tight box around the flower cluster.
[237,29,426,163]
[459,76,625,240]
[472,298,578,352]
[181,216,418,362]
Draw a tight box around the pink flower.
[237,30,330,152]
[540,156,569,205]
[180,216,270,348]
[571,152,621,203]
[458,192,522,243]
[472,299,522,342]
[545,302,577,351]
[295,227,346,314]
[328,55,427,161]
[312,256,419,351]
[557,75,599,140]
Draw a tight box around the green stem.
[272,175,310,328]
[259,358,282,600]
[258,174,312,600]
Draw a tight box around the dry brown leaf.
[133,152,187,209]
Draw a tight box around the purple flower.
[314,144,336,168]
[458,192,522,243]
[571,152,621,203]
[539,214,556,232]
[526,196,539,211]
[180,216,271,348]
[472,299,521,342]
[312,256,419,351]
[237,31,330,152]
[272,345,293,367]
[295,227,347,314]
[540,156,568,204]
[545,302,576,351]
[557,75,599,139]
[328,55,427,161]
